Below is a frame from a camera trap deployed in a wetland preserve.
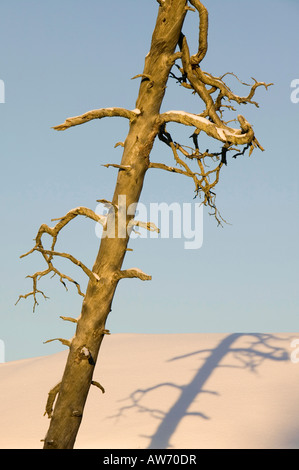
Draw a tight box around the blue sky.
[0,0,298,361]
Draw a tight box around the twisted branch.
[21,206,106,257]
[167,17,273,140]
[154,4,272,225]
[153,122,253,225]
[170,141,226,224]
[159,110,255,146]
[189,0,209,65]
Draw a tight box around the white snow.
[0,332,298,449]
[92,272,101,281]
[216,127,227,141]
[164,110,209,125]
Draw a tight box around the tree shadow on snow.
[112,333,291,449]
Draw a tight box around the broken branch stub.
[44,382,61,419]
[118,268,152,282]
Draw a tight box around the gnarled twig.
[189,0,209,65]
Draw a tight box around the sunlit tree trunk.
[42,0,188,449]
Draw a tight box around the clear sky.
[0,0,298,361]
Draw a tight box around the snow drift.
[0,333,298,449]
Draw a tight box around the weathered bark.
[42,0,188,449]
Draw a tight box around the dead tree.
[17,0,272,449]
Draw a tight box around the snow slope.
[0,333,298,449]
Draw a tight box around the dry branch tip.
[43,338,72,348]
[91,381,105,394]
[102,164,132,171]
[60,316,78,324]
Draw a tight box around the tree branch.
[155,125,245,225]
[34,247,98,283]
[15,279,49,313]
[60,316,78,324]
[128,220,160,234]
[91,381,105,394]
[179,33,222,126]
[44,382,61,419]
[52,107,141,131]
[149,161,190,176]
[196,69,273,108]
[102,163,132,171]
[17,206,105,311]
[44,338,72,347]
[117,268,152,281]
[175,27,272,131]
[159,110,255,146]
[189,0,208,65]
[21,206,106,258]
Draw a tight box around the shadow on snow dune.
[112,333,291,449]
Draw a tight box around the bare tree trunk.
[43,0,188,449]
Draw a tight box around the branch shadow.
[111,333,291,449]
